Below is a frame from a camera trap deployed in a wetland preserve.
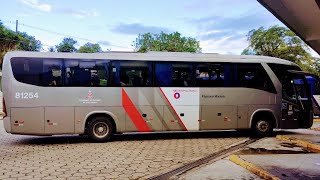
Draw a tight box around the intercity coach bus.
[1,51,313,142]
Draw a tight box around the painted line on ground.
[276,135,320,153]
[314,119,320,122]
[229,155,280,180]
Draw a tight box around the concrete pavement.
[181,122,320,180]
[0,121,247,179]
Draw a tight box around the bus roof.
[4,51,298,66]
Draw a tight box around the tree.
[133,32,201,53]
[242,26,318,74]
[56,37,77,52]
[16,32,42,51]
[0,20,42,65]
[48,46,56,52]
[78,43,102,53]
[0,21,18,65]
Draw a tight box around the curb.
[276,135,320,153]
[229,155,280,180]
[310,128,320,131]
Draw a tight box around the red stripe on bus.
[159,88,187,131]
[122,89,151,132]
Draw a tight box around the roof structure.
[4,51,297,66]
[258,0,320,55]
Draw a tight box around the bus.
[1,51,313,142]
[306,76,320,116]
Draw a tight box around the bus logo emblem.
[79,90,101,104]
[174,92,180,99]
[87,90,93,99]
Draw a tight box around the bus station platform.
[181,121,320,180]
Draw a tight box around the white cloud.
[72,9,99,18]
[21,0,52,12]
[200,36,248,55]
[20,0,99,18]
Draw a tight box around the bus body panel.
[237,105,249,129]
[3,117,11,133]
[44,107,75,134]
[200,105,237,130]
[11,107,44,135]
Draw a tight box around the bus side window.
[42,59,63,87]
[235,63,276,93]
[195,63,224,87]
[64,59,109,87]
[111,61,152,87]
[172,63,193,87]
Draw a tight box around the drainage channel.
[148,138,260,180]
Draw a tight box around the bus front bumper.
[3,117,11,133]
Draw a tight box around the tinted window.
[11,57,63,86]
[195,63,229,87]
[64,59,109,87]
[267,63,301,82]
[155,62,193,87]
[234,63,276,93]
[110,61,152,87]
[11,58,109,87]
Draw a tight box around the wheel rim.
[256,120,269,133]
[93,122,109,138]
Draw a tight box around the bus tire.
[252,118,273,136]
[87,116,114,142]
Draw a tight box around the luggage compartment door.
[11,107,44,135]
[45,107,75,134]
[200,105,237,130]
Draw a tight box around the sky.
[0,0,319,56]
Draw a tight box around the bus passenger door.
[44,107,75,134]
[281,74,313,129]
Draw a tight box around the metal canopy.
[258,0,320,55]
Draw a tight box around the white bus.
[2,51,313,142]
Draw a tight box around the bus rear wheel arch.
[86,114,116,142]
[251,111,276,136]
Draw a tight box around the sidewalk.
[181,122,320,180]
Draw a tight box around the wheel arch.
[84,111,118,134]
[249,109,278,129]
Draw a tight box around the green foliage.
[78,43,102,53]
[242,26,319,75]
[48,46,56,52]
[0,20,42,65]
[133,32,201,53]
[16,32,42,51]
[56,37,77,52]
[0,21,19,63]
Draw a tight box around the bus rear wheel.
[252,118,273,136]
[87,116,114,142]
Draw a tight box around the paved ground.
[0,121,247,179]
[180,159,263,180]
[181,122,320,180]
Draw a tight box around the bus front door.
[281,74,313,129]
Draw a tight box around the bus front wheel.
[252,118,273,136]
[87,116,114,142]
